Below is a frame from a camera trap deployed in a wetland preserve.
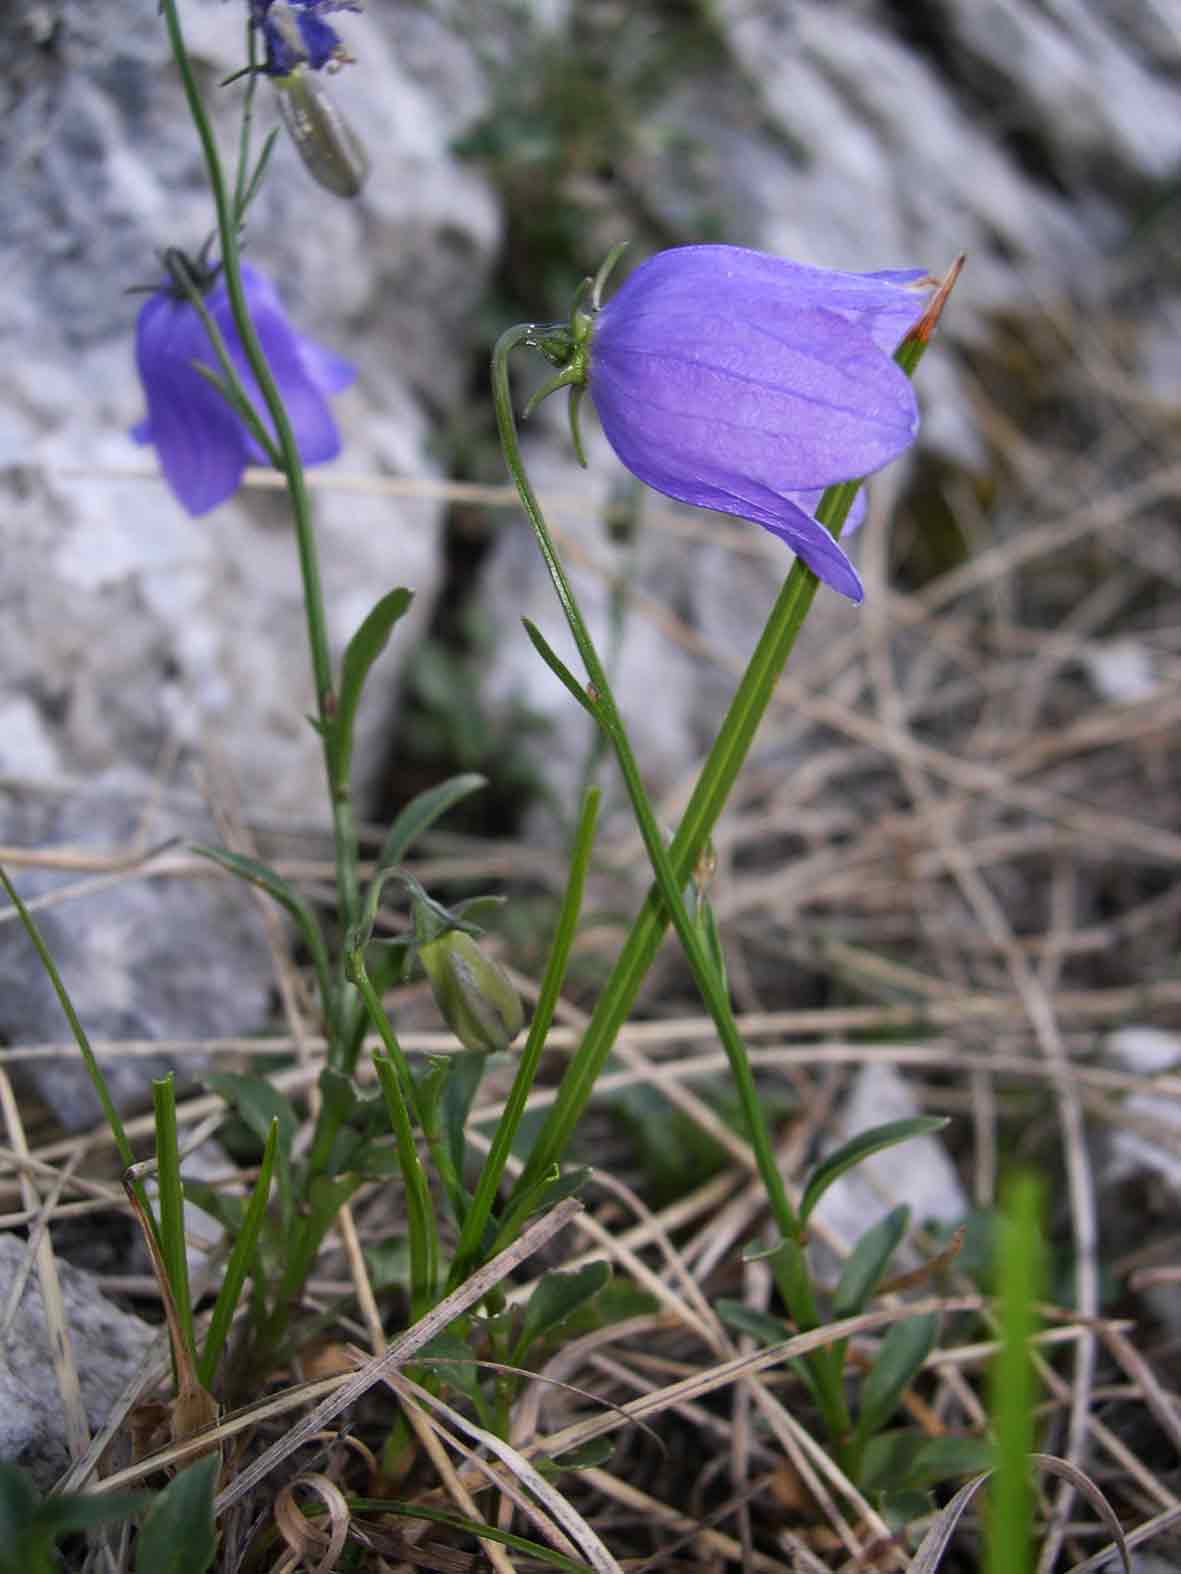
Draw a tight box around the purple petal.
[592,301,918,490]
[297,335,356,395]
[611,246,930,348]
[132,260,354,514]
[135,289,251,515]
[216,292,343,465]
[587,244,929,599]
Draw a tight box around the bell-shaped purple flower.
[133,260,354,516]
[588,245,932,602]
[250,1,361,75]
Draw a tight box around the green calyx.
[519,243,628,470]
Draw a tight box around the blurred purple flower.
[250,0,361,75]
[133,259,354,516]
[588,245,931,602]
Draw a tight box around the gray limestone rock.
[2,0,501,818]
[0,768,272,1130]
[477,0,1181,826]
[1,1,502,1120]
[0,1230,156,1489]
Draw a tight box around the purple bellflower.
[250,2,369,197]
[250,0,362,76]
[133,256,354,516]
[586,245,932,602]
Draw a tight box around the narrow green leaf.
[414,1056,450,1131]
[452,788,599,1285]
[715,1300,791,1346]
[799,1117,949,1224]
[418,1330,483,1404]
[855,1311,938,1444]
[694,895,728,995]
[372,1048,438,1316]
[305,1064,367,1176]
[514,1261,611,1361]
[0,1463,40,1536]
[339,1136,400,1177]
[520,618,596,715]
[305,1172,364,1239]
[34,1487,151,1536]
[543,1438,615,1472]
[198,1117,278,1387]
[153,1075,195,1360]
[133,1455,219,1574]
[494,1165,592,1251]
[832,1205,911,1320]
[861,1428,994,1493]
[318,1064,362,1123]
[373,772,487,874]
[441,1049,487,1181]
[986,1174,1045,1574]
[334,587,414,791]
[191,845,334,1014]
[349,1496,592,1571]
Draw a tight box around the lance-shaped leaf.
[333,587,413,791]
[799,1116,949,1224]
[373,771,488,874]
[134,1456,219,1574]
[855,1311,938,1444]
[513,1261,611,1362]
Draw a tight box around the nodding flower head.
[584,245,934,603]
[250,1,363,76]
[132,251,355,516]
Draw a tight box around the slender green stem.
[351,956,439,1316]
[152,1075,195,1359]
[449,787,601,1290]
[494,328,814,1227]
[159,0,361,1016]
[500,273,950,1203]
[987,1174,1044,1574]
[493,329,857,1439]
[504,518,825,1205]
[232,19,260,224]
[199,1117,278,1387]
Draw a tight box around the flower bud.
[417,930,524,1055]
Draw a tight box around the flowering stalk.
[493,325,861,1433]
[496,264,959,1442]
[158,0,361,1030]
[505,265,958,1196]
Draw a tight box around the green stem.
[159,0,361,1024]
[494,327,812,1216]
[448,786,601,1290]
[350,955,439,1316]
[152,1075,195,1360]
[493,328,860,1435]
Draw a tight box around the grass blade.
[198,1116,278,1388]
[153,1075,195,1361]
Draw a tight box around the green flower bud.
[417,930,524,1055]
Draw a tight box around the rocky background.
[3,0,1179,1116]
[3,0,1179,1105]
[2,0,1180,1484]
